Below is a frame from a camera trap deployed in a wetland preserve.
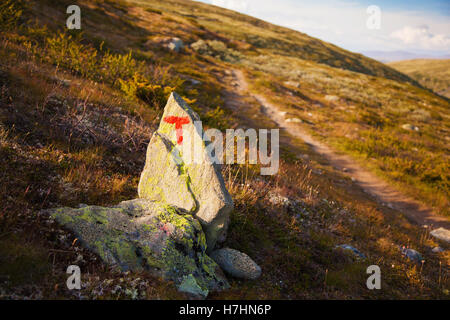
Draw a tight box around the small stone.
[401,248,423,263]
[430,228,450,244]
[325,95,339,102]
[285,118,302,123]
[283,81,300,88]
[401,124,419,131]
[336,244,366,259]
[210,248,261,280]
[166,37,184,52]
[432,246,444,253]
[187,78,201,85]
[267,191,290,206]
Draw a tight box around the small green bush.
[100,50,140,85]
[44,33,99,79]
[42,33,144,85]
[119,73,174,108]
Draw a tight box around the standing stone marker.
[138,92,233,251]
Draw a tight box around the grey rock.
[432,246,444,253]
[267,191,290,206]
[210,248,261,280]
[401,248,423,263]
[430,227,450,244]
[325,95,339,102]
[139,93,233,252]
[187,78,202,86]
[283,81,300,88]
[285,118,302,123]
[267,191,302,213]
[166,37,184,52]
[138,132,196,212]
[336,244,366,259]
[44,199,229,298]
[401,124,419,131]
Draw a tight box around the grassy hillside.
[389,59,450,98]
[132,0,419,84]
[120,0,449,217]
[0,0,448,299]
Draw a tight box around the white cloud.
[199,0,450,54]
[211,0,248,12]
[390,25,450,50]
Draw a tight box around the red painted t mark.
[163,116,190,145]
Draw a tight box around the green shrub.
[43,33,143,85]
[100,50,141,85]
[119,73,174,108]
[44,33,99,79]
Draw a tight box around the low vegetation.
[0,0,448,299]
[388,59,450,99]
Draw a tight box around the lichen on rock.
[138,132,197,213]
[45,199,229,298]
[138,92,233,251]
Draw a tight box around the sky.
[196,0,450,55]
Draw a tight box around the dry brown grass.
[0,0,448,300]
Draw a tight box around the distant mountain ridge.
[388,59,450,98]
[361,50,450,63]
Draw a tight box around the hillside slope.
[388,59,450,98]
[132,0,418,84]
[0,0,448,300]
[123,0,450,217]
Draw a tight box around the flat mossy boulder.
[45,199,229,298]
[138,92,233,252]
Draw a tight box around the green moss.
[78,207,110,225]
[51,209,74,225]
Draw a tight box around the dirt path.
[230,69,450,231]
